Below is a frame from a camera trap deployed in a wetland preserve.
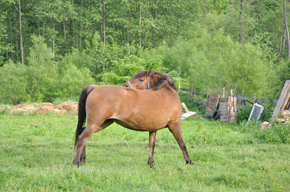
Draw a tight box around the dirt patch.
[4,101,78,115]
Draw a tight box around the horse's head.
[122,69,177,91]
[122,69,153,90]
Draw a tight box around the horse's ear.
[147,68,153,77]
[139,68,143,72]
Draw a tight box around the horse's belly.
[114,117,168,132]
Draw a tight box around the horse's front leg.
[147,131,156,167]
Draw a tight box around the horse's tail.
[74,85,96,147]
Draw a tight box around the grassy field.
[1,113,290,191]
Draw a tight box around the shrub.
[0,61,29,104]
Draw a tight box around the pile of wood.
[205,93,220,116]
[220,96,238,124]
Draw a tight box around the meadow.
[1,113,290,191]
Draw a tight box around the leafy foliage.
[0,0,289,107]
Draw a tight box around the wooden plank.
[220,116,229,122]
[219,102,228,110]
[256,99,278,104]
[236,95,254,101]
[220,110,228,116]
[207,104,216,111]
[205,108,213,114]
[273,80,290,118]
[209,93,220,99]
[220,97,229,102]
[181,111,197,119]
[229,111,237,117]
[208,100,217,107]
[180,88,192,92]
[181,102,190,113]
[182,93,192,98]
[280,87,290,111]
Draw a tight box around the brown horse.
[73,69,194,166]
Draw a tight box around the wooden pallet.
[205,93,220,115]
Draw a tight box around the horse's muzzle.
[121,83,129,87]
[122,81,132,88]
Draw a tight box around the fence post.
[191,86,194,103]
[241,89,244,105]
[223,87,225,97]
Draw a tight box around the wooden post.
[222,87,225,97]
[233,85,237,95]
[191,87,194,103]
[241,89,244,105]
[230,89,233,96]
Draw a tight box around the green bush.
[143,26,276,98]
[0,61,29,104]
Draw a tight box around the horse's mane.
[133,70,177,91]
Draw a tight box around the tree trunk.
[139,1,141,47]
[72,0,75,47]
[37,0,40,36]
[13,4,19,62]
[123,9,126,45]
[153,0,157,47]
[10,18,13,60]
[161,7,164,42]
[281,26,286,58]
[102,0,105,45]
[239,0,243,48]
[19,0,24,65]
[42,0,46,37]
[177,0,180,36]
[52,17,55,59]
[4,21,8,61]
[283,0,290,57]
[80,0,83,49]
[63,19,66,53]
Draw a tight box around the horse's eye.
[139,79,144,82]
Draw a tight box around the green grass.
[0,114,290,191]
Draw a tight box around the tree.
[19,0,24,64]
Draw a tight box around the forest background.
[0,0,290,105]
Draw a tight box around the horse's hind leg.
[76,119,114,166]
[148,131,156,167]
[168,123,194,165]
[80,145,86,165]
[73,123,101,167]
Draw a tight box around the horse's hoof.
[147,160,155,167]
[80,158,86,165]
[186,160,195,165]
[148,163,155,168]
[72,161,80,167]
